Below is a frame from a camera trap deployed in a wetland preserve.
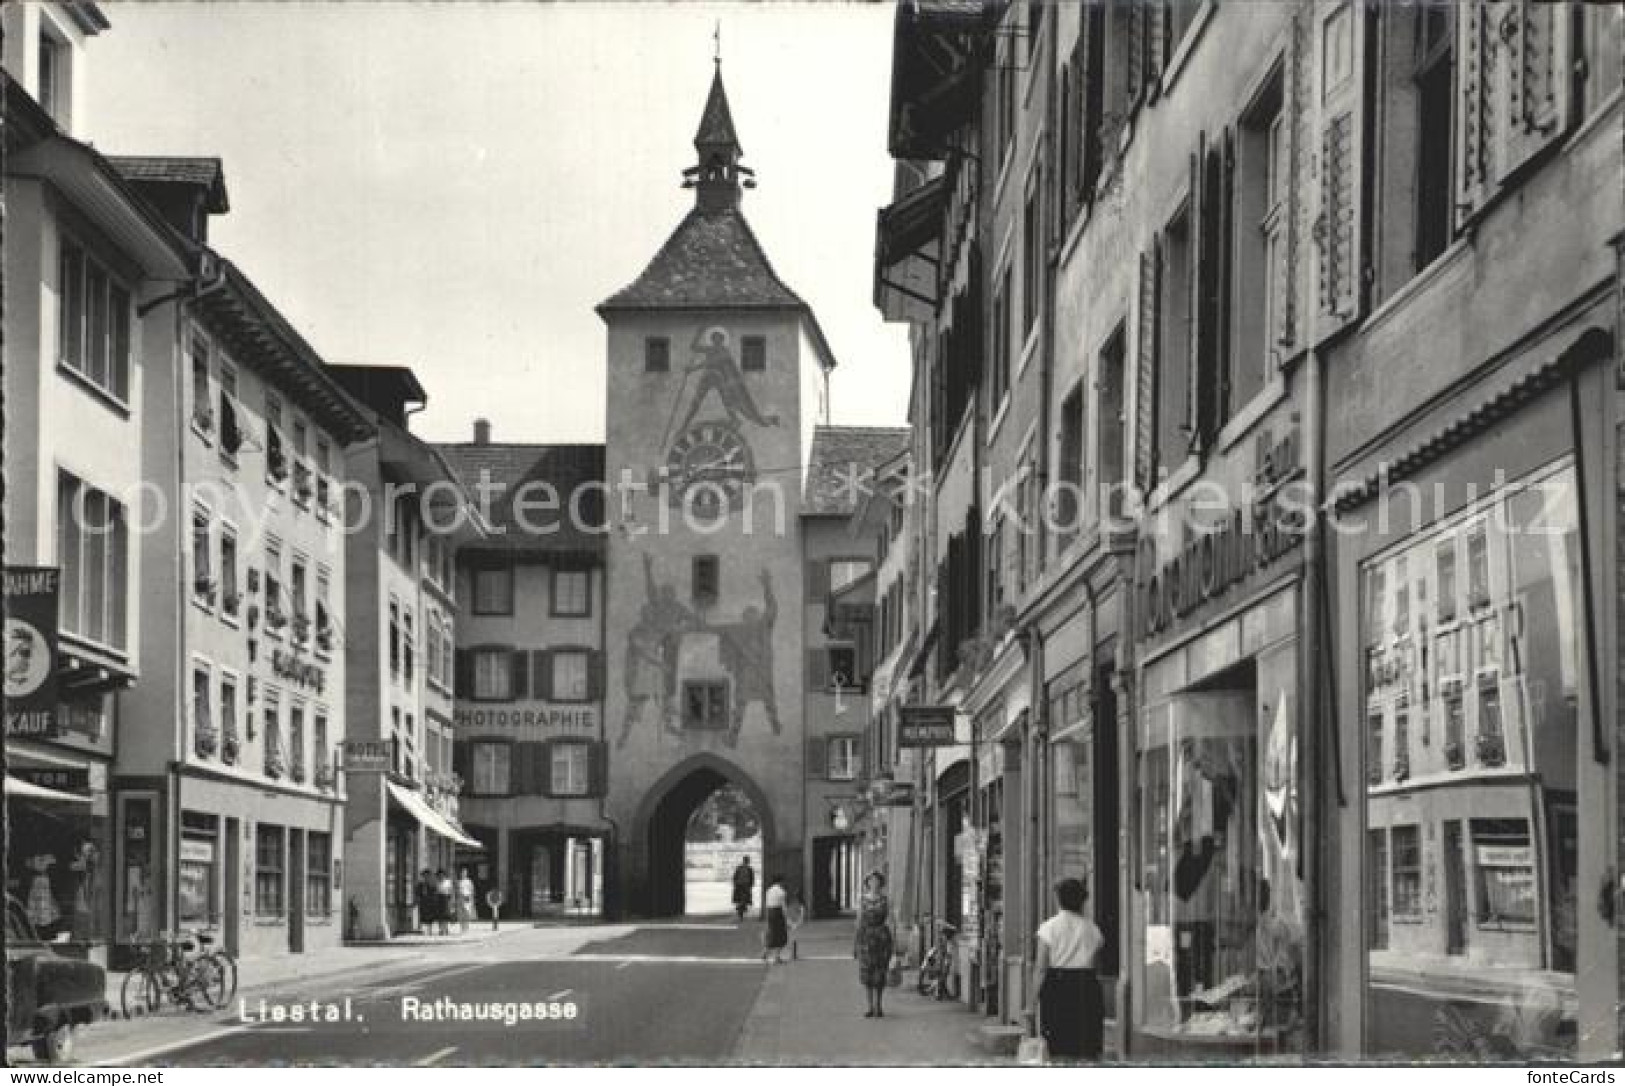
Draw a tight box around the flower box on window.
[267,432,289,482]
[1475,733,1506,768]
[222,590,242,617]
[194,577,217,604]
[1444,740,1466,771]
[266,607,288,632]
[290,761,306,784]
[265,751,285,779]
[1392,752,1410,783]
[222,733,240,765]
[292,613,312,644]
[195,725,219,757]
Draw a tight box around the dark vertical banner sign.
[5,566,60,738]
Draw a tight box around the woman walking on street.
[853,871,895,1018]
[1024,877,1106,1062]
[456,868,476,934]
[762,874,789,965]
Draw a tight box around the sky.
[84,1,912,445]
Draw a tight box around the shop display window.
[1361,461,1585,1059]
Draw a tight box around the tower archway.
[634,754,776,918]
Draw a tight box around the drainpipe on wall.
[1301,323,1328,1052]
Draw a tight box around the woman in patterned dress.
[853,871,895,1018]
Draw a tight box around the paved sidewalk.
[732,920,991,1065]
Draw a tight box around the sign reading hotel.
[5,566,60,738]
[1136,419,1307,641]
[343,740,393,773]
[454,702,599,735]
[898,706,957,747]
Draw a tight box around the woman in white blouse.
[1024,877,1105,1061]
[762,875,789,965]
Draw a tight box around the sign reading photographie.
[5,566,60,738]
[453,702,598,735]
[898,706,957,747]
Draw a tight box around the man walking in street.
[732,855,756,922]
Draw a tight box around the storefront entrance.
[510,829,604,918]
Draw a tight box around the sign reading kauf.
[898,706,957,747]
[5,566,60,738]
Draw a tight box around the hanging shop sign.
[1136,419,1306,640]
[867,778,916,807]
[898,706,957,747]
[452,703,598,735]
[270,648,326,694]
[342,740,393,773]
[5,566,60,738]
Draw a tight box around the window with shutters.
[472,563,514,615]
[827,736,861,782]
[1102,0,1138,149]
[551,568,591,617]
[1156,208,1193,478]
[1231,65,1285,413]
[472,647,513,701]
[552,650,591,703]
[1066,5,1106,225]
[470,741,511,796]
[550,742,591,797]
[682,681,729,729]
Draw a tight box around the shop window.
[682,681,729,730]
[470,741,511,796]
[307,833,332,918]
[1470,819,1535,926]
[178,814,218,926]
[741,335,767,372]
[1390,824,1421,917]
[56,471,130,651]
[827,735,860,781]
[472,563,514,615]
[552,568,591,617]
[550,742,591,797]
[255,824,285,918]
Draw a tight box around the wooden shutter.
[1276,12,1308,354]
[1145,0,1168,97]
[509,648,530,701]
[531,649,553,701]
[1502,0,1574,182]
[1125,0,1145,105]
[1314,0,1370,341]
[806,647,830,692]
[586,650,606,701]
[1455,1,1498,227]
[454,649,472,698]
[1134,247,1160,493]
[1216,128,1237,415]
[1184,134,1206,452]
[588,741,609,797]
[807,736,828,781]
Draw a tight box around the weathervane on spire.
[713,20,721,66]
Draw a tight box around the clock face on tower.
[666,420,756,516]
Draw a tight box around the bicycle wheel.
[120,968,161,1018]
[209,951,238,1007]
[190,955,229,1010]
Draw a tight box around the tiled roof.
[435,443,606,555]
[803,425,912,517]
[107,155,228,212]
[597,205,807,313]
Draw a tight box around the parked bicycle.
[916,919,959,1001]
[120,930,237,1017]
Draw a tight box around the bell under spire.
[685,60,754,212]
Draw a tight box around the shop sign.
[453,703,597,734]
[898,706,957,747]
[1136,421,1306,641]
[5,566,59,737]
[12,767,89,793]
[270,649,325,694]
[342,739,392,773]
[180,838,215,864]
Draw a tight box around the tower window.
[682,681,729,729]
[741,335,767,371]
[692,555,720,607]
[645,337,671,373]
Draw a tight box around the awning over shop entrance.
[4,774,92,804]
[385,780,482,849]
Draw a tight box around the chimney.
[473,418,491,445]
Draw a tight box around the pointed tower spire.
[685,57,754,212]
